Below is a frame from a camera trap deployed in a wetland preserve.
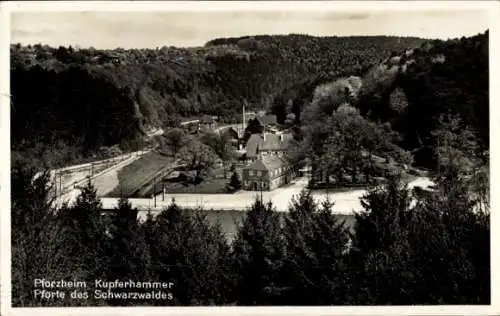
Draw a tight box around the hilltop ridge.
[11,32,487,170]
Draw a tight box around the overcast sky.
[11,10,489,49]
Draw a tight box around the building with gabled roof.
[242,156,294,191]
[245,132,295,161]
[256,114,277,126]
[200,115,217,130]
[245,114,278,133]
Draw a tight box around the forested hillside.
[11,32,491,307]
[272,31,489,170]
[12,165,490,306]
[11,35,426,168]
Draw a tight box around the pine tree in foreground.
[11,167,59,307]
[231,199,286,305]
[349,175,415,304]
[52,179,110,306]
[146,202,232,306]
[349,168,490,305]
[102,197,142,306]
[353,173,412,254]
[410,165,489,304]
[227,169,242,192]
[282,190,350,305]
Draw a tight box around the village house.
[244,132,295,162]
[246,115,278,133]
[242,156,293,191]
[245,111,257,121]
[200,115,217,131]
[257,114,278,127]
[219,126,240,149]
[180,119,200,134]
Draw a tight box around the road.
[46,149,153,191]
[48,127,164,206]
[52,151,150,208]
[97,176,434,219]
[91,154,146,196]
[145,127,164,138]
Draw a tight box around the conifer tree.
[135,209,157,282]
[102,197,141,306]
[11,167,59,307]
[282,190,350,305]
[410,161,488,304]
[52,179,109,305]
[231,199,286,305]
[227,169,242,192]
[148,202,232,305]
[349,175,414,304]
[350,163,490,305]
[352,174,412,253]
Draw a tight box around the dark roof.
[243,156,287,172]
[256,115,277,126]
[220,127,239,139]
[245,133,294,158]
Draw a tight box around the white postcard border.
[1,1,498,315]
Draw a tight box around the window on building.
[249,170,254,176]
[257,171,262,177]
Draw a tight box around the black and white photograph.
[1,1,498,314]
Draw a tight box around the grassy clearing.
[165,178,229,194]
[141,166,234,196]
[145,177,230,196]
[107,151,174,197]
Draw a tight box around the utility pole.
[242,101,246,132]
[153,176,157,208]
[259,176,263,202]
[326,164,330,200]
[162,182,165,202]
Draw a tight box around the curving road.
[96,176,434,219]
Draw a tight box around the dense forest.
[11,34,427,169]
[272,31,488,171]
[11,31,490,306]
[12,156,489,306]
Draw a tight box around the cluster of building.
[220,110,297,192]
[177,105,298,192]
[180,115,218,133]
[241,131,295,191]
